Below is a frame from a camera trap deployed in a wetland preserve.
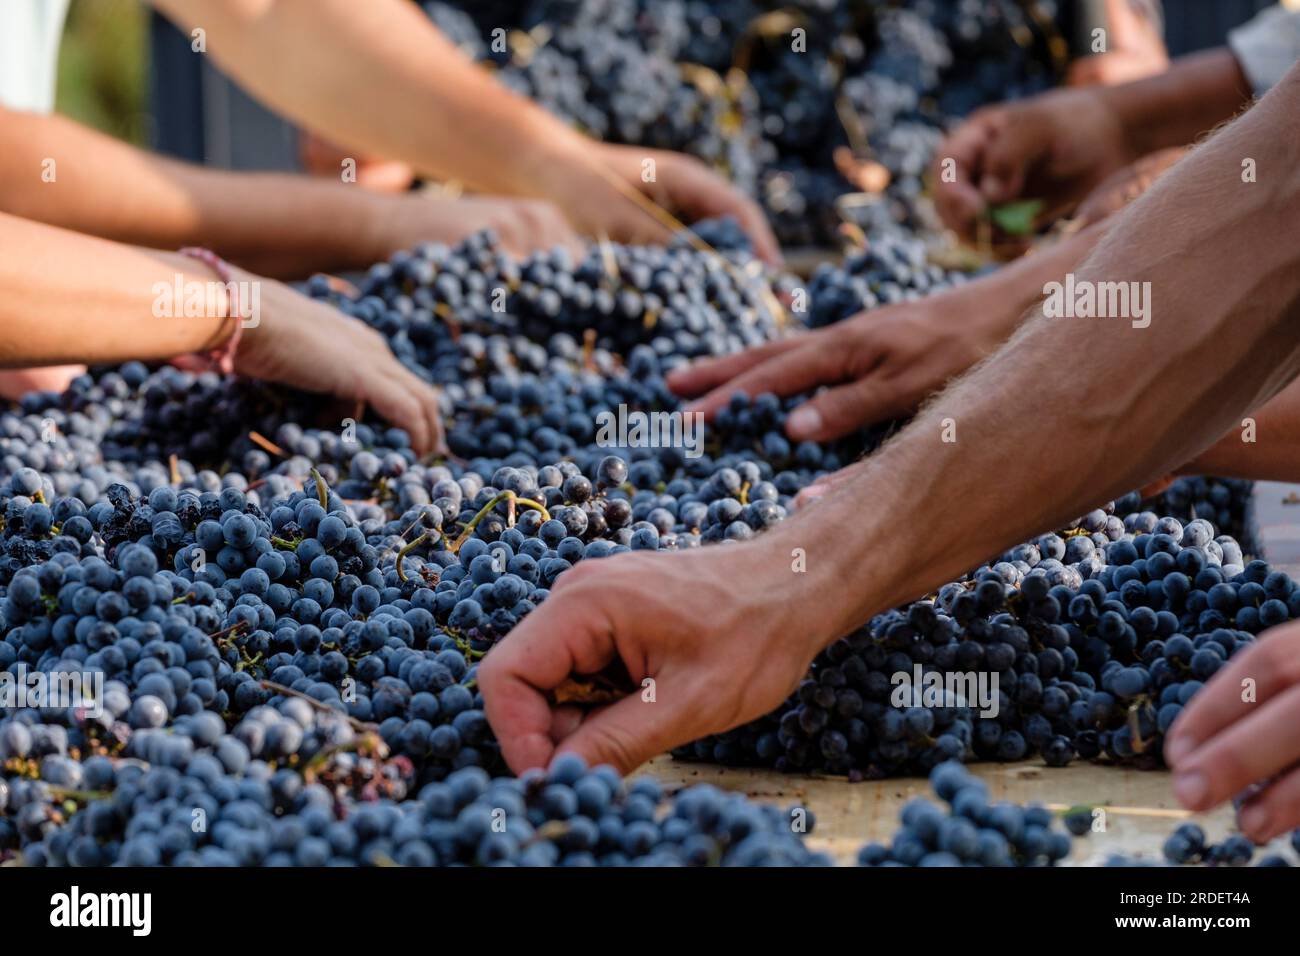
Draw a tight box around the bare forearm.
[0,107,404,276]
[1104,48,1253,157]
[151,0,589,199]
[971,222,1109,341]
[778,71,1300,641]
[0,212,232,366]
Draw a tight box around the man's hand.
[667,287,1004,442]
[543,143,782,266]
[933,87,1134,240]
[1165,623,1300,843]
[478,542,828,774]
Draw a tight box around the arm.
[668,219,1109,437]
[0,211,444,452]
[1105,48,1254,157]
[480,67,1300,774]
[1175,378,1300,482]
[148,0,779,261]
[0,106,578,277]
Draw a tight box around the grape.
[857,761,1075,867]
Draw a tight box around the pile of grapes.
[0,223,1287,868]
[419,0,1063,247]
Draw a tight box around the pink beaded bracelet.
[174,247,243,375]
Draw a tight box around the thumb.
[979,123,1047,204]
[478,576,621,773]
[554,677,684,774]
[668,337,802,401]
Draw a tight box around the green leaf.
[989,199,1045,236]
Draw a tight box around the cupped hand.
[478,539,830,774]
[545,143,781,266]
[932,86,1133,240]
[668,295,999,442]
[1164,622,1300,843]
[230,273,446,455]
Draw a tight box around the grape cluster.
[679,503,1292,779]
[415,0,1065,247]
[0,219,1285,868]
[1096,821,1300,867]
[856,761,1075,866]
[804,232,966,327]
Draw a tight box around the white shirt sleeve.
[0,0,72,113]
[1228,3,1300,95]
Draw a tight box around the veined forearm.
[972,221,1109,341]
[150,0,589,199]
[1105,48,1254,157]
[780,69,1300,640]
[0,213,232,366]
[0,107,395,275]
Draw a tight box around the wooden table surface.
[636,481,1300,866]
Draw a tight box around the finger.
[1169,683,1300,813]
[794,460,868,508]
[668,337,802,400]
[1165,624,1300,765]
[363,375,430,455]
[980,122,1049,205]
[705,187,783,266]
[478,582,619,773]
[934,114,997,234]
[404,372,448,457]
[553,680,683,774]
[1236,763,1300,844]
[785,373,903,442]
[550,704,585,743]
[686,340,851,422]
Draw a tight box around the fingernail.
[1163,735,1193,766]
[786,406,822,439]
[1173,771,1209,808]
[1238,802,1269,835]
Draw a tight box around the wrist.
[526,134,614,216]
[761,514,887,654]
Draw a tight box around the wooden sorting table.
[639,481,1300,866]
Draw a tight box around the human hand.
[932,87,1133,240]
[228,271,446,455]
[541,143,781,266]
[377,194,585,261]
[0,366,86,401]
[668,287,1004,442]
[478,539,834,773]
[1164,622,1300,843]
